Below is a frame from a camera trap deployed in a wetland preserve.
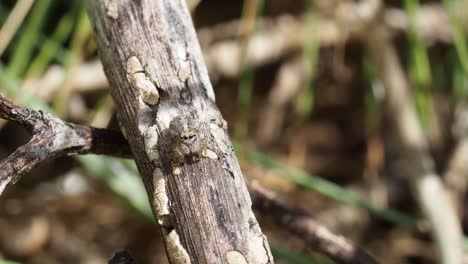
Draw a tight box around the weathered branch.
[85,0,273,263]
[249,180,379,264]
[0,94,130,194]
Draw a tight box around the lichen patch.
[178,61,191,83]
[104,0,118,19]
[246,213,273,263]
[209,123,230,154]
[144,127,159,161]
[202,148,218,160]
[226,251,248,264]
[172,167,182,175]
[167,230,191,264]
[127,56,159,105]
[152,168,170,226]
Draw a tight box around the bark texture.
[85,1,273,263]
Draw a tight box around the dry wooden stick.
[249,181,379,264]
[85,0,273,263]
[0,94,130,194]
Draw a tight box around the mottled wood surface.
[85,1,273,263]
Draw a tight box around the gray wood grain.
[85,1,273,263]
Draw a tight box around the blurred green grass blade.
[6,0,53,79]
[270,242,334,264]
[35,35,70,65]
[243,148,418,230]
[433,53,448,94]
[295,0,318,119]
[121,159,140,174]
[362,55,381,125]
[404,0,431,128]
[414,87,429,128]
[443,0,468,77]
[453,59,468,99]
[53,6,92,117]
[0,261,22,264]
[236,64,255,139]
[0,63,50,110]
[0,63,20,94]
[235,0,265,140]
[404,0,431,87]
[452,25,468,76]
[77,155,153,220]
[26,1,81,77]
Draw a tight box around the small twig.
[0,94,130,194]
[249,180,379,264]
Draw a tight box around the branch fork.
[0,94,130,194]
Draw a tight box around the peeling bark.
[85,1,273,263]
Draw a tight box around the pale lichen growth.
[153,168,171,227]
[104,0,118,19]
[246,232,270,263]
[175,45,191,83]
[144,127,159,161]
[172,167,182,175]
[209,123,230,154]
[178,61,191,83]
[202,148,218,160]
[246,213,273,263]
[167,230,191,264]
[127,56,159,105]
[226,251,248,264]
